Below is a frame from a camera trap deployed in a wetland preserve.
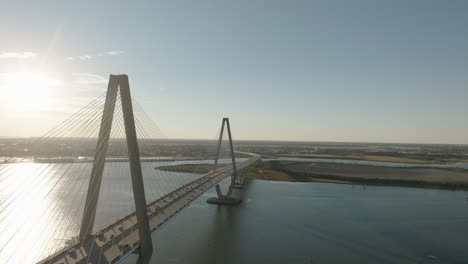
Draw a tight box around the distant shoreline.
[154,160,468,190]
[258,160,468,190]
[272,154,468,164]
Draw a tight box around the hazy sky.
[0,0,467,143]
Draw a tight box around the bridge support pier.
[232,183,245,189]
[207,182,241,205]
[232,176,246,189]
[207,195,241,205]
[215,184,223,197]
[207,118,243,205]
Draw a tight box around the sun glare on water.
[1,69,60,112]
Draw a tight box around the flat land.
[278,153,468,164]
[154,160,468,189]
[244,161,354,184]
[260,160,468,189]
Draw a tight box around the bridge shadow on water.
[122,178,248,264]
[187,186,249,264]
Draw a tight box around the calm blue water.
[124,179,468,264]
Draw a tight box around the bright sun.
[1,69,60,111]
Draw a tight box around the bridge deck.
[39,156,259,264]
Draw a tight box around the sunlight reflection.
[0,163,60,263]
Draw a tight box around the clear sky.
[0,0,467,144]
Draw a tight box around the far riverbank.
[247,160,468,190]
[155,160,468,190]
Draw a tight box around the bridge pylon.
[207,117,243,205]
[79,74,153,264]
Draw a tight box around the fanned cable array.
[0,92,107,263]
[0,88,244,263]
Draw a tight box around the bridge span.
[39,155,260,264]
[0,74,256,263]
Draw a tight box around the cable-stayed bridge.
[0,75,260,264]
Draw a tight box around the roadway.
[38,155,260,264]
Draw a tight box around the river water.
[1,158,468,263]
[124,179,468,264]
[0,159,238,263]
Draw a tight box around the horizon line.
[0,136,467,146]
